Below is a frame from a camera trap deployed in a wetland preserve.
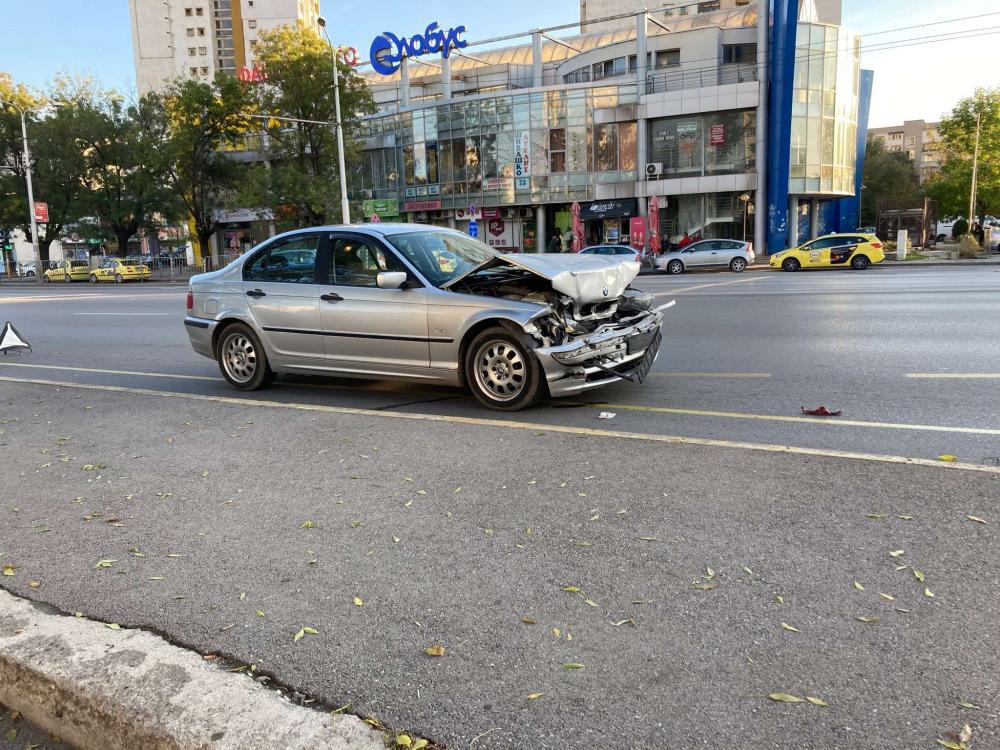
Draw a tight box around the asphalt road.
[2,265,999,465]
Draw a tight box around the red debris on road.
[801,406,843,417]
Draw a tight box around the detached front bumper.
[534,311,664,397]
[184,316,219,359]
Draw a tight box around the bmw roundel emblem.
[602,286,609,297]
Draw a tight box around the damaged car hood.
[444,253,640,304]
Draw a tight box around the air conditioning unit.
[645,162,663,179]
[500,208,516,219]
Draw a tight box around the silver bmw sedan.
[184,224,667,411]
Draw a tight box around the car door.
[800,238,831,267]
[318,232,430,372]
[827,236,859,266]
[242,233,325,360]
[684,241,715,268]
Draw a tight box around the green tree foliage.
[245,22,376,226]
[860,137,921,226]
[159,75,254,260]
[926,87,1000,219]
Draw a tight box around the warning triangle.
[0,321,31,354]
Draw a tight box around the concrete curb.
[0,589,386,750]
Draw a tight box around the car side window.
[244,235,320,284]
[328,237,405,287]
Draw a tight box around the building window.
[188,47,196,56]
[196,7,204,15]
[185,7,193,16]
[698,1,721,10]
[197,27,206,36]
[199,46,207,54]
[904,136,915,146]
[187,28,195,36]
[201,66,209,75]
[735,0,750,4]
[655,49,680,68]
[190,67,198,75]
[889,131,903,140]
[722,43,756,64]
[550,129,566,173]
[249,19,257,28]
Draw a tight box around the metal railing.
[645,63,757,94]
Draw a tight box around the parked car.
[989,225,1000,252]
[656,239,755,274]
[43,259,91,283]
[769,233,884,271]
[580,244,642,263]
[184,225,666,411]
[89,258,152,283]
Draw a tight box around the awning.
[579,198,639,221]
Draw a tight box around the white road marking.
[0,362,219,381]
[2,374,999,475]
[906,373,1000,379]
[73,312,170,316]
[650,276,766,296]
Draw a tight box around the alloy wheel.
[473,339,527,402]
[221,332,258,385]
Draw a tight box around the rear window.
[70,261,88,268]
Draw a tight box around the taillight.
[186,291,193,311]
[635,254,641,263]
[871,242,883,249]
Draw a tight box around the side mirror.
[376,271,408,290]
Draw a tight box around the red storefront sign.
[710,124,726,145]
[629,216,646,248]
[403,200,442,212]
[33,202,49,223]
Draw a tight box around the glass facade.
[648,110,756,177]
[789,23,860,195]
[357,85,640,208]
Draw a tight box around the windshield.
[385,230,496,287]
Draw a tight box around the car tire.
[64,273,72,283]
[464,326,544,411]
[851,254,870,270]
[666,260,684,275]
[42,274,50,283]
[216,323,276,391]
[729,258,747,273]
[782,258,800,272]
[25,270,35,277]
[115,273,124,283]
[90,274,98,283]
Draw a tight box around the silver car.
[184,224,667,411]
[656,239,755,274]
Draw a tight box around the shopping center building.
[351,0,873,255]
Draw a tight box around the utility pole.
[968,110,981,241]
[1,99,40,281]
[317,16,352,225]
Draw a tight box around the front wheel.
[115,273,124,283]
[782,258,801,272]
[64,273,73,283]
[851,254,870,270]
[217,323,275,391]
[465,327,543,411]
[42,274,51,283]
[730,257,747,273]
[90,274,98,283]
[666,260,684,275]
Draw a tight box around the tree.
[245,22,376,226]
[0,73,42,250]
[860,137,921,226]
[159,75,254,261]
[75,92,176,255]
[926,87,1000,220]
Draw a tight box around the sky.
[0,0,996,127]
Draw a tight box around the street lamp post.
[317,16,351,225]
[1,99,42,281]
[739,193,751,242]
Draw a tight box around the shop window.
[655,49,680,68]
[722,43,756,64]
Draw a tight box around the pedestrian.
[677,232,692,249]
[547,234,561,253]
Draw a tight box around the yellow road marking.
[647,372,771,379]
[906,373,1000,380]
[651,275,765,296]
[2,374,999,475]
[0,362,219,382]
[568,401,1000,437]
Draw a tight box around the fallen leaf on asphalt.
[706,567,716,579]
[613,618,636,627]
[867,513,887,519]
[527,692,544,700]
[293,629,305,642]
[105,623,121,630]
[768,692,804,703]
[935,741,964,750]
[895,564,909,571]
[95,559,117,569]
[895,607,911,613]
[897,515,914,520]
[201,470,209,478]
[412,740,429,750]
[640,536,658,542]
[303,627,319,635]
[853,582,865,591]
[562,585,581,593]
[937,454,958,462]
[148,576,165,581]
[424,645,445,657]
[256,611,265,617]
[584,599,598,607]
[914,570,926,582]
[28,580,40,589]
[395,735,412,748]
[879,592,895,601]
[924,588,935,598]
[966,515,987,524]
[691,582,717,591]
[562,662,585,670]
[403,499,413,508]
[239,592,246,601]
[392,536,401,544]
[888,550,905,557]
[552,628,561,639]
[588,514,600,522]
[776,596,784,604]
[2,565,15,577]
[959,724,973,743]
[742,566,754,576]
[857,616,880,623]
[165,554,184,558]
[300,520,317,529]
[781,623,800,633]
[416,490,427,496]
[806,696,828,706]
[353,596,364,607]
[484,528,494,536]
[958,701,980,710]
[521,617,537,625]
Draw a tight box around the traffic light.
[0,228,11,252]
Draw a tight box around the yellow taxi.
[770,233,885,271]
[89,257,152,283]
[43,259,91,283]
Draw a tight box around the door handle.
[321,292,343,302]
[246,288,266,298]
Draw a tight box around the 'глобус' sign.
[370,23,469,76]
[579,199,639,221]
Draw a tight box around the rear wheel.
[851,254,870,270]
[782,257,801,272]
[667,259,684,275]
[217,323,275,391]
[730,257,747,273]
[465,327,543,411]
[64,273,72,283]
[90,274,98,283]
[115,273,124,283]
[42,274,50,283]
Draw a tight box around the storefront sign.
[484,177,513,192]
[237,65,267,83]
[33,202,48,223]
[710,123,726,145]
[213,207,274,223]
[486,218,520,252]
[455,206,482,221]
[514,131,531,178]
[370,22,468,76]
[579,199,638,221]
[362,199,400,218]
[629,217,646,248]
[515,177,530,191]
[403,200,441,212]
[336,46,360,67]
